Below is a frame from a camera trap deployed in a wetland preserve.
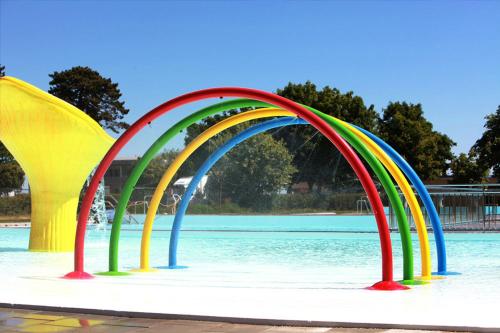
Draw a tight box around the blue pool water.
[3,214,500,329]
[2,214,500,288]
[123,214,379,232]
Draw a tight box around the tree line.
[1,66,498,210]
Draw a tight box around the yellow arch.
[137,108,431,279]
[338,119,431,279]
[0,77,115,251]
[137,108,295,270]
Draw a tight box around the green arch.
[109,99,414,282]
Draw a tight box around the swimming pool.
[1,215,500,329]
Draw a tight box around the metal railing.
[388,184,500,231]
[105,194,140,224]
[356,196,371,214]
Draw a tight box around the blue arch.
[168,117,306,267]
[354,126,448,274]
[166,116,449,275]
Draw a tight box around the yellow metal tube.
[139,108,431,279]
[339,120,431,279]
[139,108,295,270]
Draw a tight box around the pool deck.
[0,306,469,332]
[1,269,499,333]
[2,223,499,332]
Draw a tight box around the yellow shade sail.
[0,76,115,251]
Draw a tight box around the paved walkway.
[0,307,455,332]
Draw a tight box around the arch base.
[95,271,131,277]
[157,265,189,270]
[433,271,461,276]
[367,281,409,291]
[400,279,430,286]
[63,271,94,280]
[130,268,160,273]
[416,275,446,281]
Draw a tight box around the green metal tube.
[108,100,271,272]
[315,112,413,281]
[108,99,413,281]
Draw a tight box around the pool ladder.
[356,196,371,214]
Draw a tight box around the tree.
[450,153,486,184]
[472,106,500,178]
[276,81,379,191]
[0,145,24,193]
[48,66,129,133]
[181,106,256,176]
[378,102,455,180]
[182,81,380,193]
[205,129,297,211]
[0,65,25,193]
[137,149,181,187]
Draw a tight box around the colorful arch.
[107,100,263,272]
[124,107,412,288]
[168,117,308,268]
[354,126,448,274]
[66,87,401,291]
[132,106,416,283]
[132,100,431,284]
[130,107,414,279]
[109,99,447,278]
[155,114,432,283]
[166,115,433,281]
[338,120,431,279]
[135,109,297,271]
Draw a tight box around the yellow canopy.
[0,76,115,251]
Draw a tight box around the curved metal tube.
[141,107,414,282]
[138,109,295,270]
[169,117,306,267]
[111,100,416,276]
[337,119,431,279]
[355,126,447,274]
[69,87,395,281]
[108,100,277,272]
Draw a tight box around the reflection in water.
[0,247,27,253]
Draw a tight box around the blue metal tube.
[168,117,306,267]
[354,125,447,274]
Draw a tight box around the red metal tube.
[65,87,395,285]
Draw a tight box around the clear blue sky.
[1,0,499,157]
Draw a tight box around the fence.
[388,184,500,231]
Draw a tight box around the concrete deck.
[0,307,461,332]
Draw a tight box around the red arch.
[65,87,403,290]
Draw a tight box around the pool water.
[2,214,500,329]
[2,215,500,286]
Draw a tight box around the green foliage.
[188,192,369,214]
[0,194,30,216]
[187,202,250,214]
[137,149,182,187]
[378,102,455,180]
[272,192,366,212]
[0,162,24,193]
[472,106,500,178]
[188,192,366,214]
[0,72,25,190]
[182,107,255,175]
[450,153,486,184]
[275,81,379,190]
[48,66,129,133]
[0,65,25,191]
[205,130,297,211]
[0,141,15,164]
